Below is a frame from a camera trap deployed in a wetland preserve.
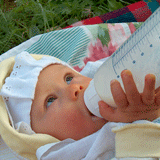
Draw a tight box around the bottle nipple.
[84,79,102,117]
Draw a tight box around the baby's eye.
[65,75,73,85]
[46,97,56,108]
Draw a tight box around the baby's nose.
[67,84,83,100]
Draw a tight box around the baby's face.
[30,64,106,140]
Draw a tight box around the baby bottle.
[84,11,160,117]
[84,48,160,117]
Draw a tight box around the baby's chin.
[87,107,107,130]
[84,101,107,124]
[92,115,107,127]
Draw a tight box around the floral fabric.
[73,22,143,72]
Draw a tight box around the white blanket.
[37,121,159,160]
[36,122,119,160]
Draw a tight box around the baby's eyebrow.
[62,66,72,72]
[53,64,68,73]
[60,65,78,75]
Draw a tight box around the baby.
[1,51,160,139]
[1,51,160,159]
[30,56,160,141]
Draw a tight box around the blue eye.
[65,75,73,84]
[46,97,56,108]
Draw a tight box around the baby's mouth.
[82,89,101,119]
[84,102,95,117]
[85,103,98,118]
[84,102,107,123]
[87,107,95,116]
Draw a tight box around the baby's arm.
[98,69,160,122]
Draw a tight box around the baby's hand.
[98,70,160,122]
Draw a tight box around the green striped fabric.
[26,26,91,67]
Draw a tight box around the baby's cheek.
[63,109,85,127]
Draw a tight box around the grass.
[0,0,140,55]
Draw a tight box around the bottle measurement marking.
[111,8,160,78]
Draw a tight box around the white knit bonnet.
[0,51,74,134]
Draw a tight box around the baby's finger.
[155,91,160,106]
[155,86,160,106]
[155,86,160,94]
[142,74,155,105]
[110,79,128,111]
[98,101,116,121]
[121,70,141,105]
